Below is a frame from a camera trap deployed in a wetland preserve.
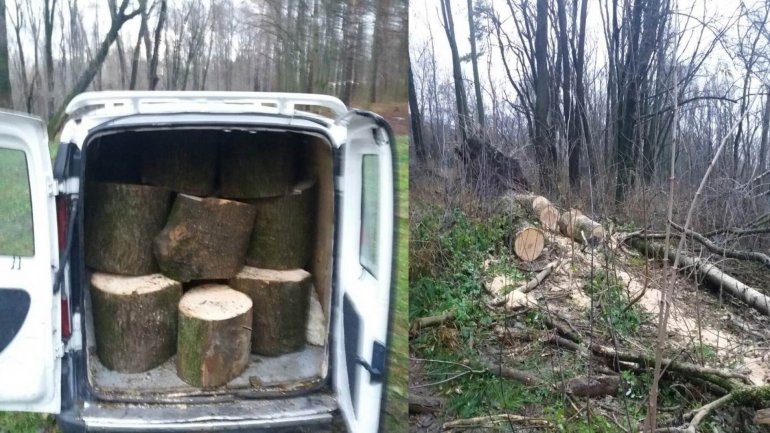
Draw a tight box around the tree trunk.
[44,0,55,119]
[504,193,559,231]
[245,180,315,270]
[176,285,252,387]
[533,0,554,192]
[85,182,171,275]
[759,89,770,174]
[129,0,148,90]
[557,208,582,239]
[0,0,12,108]
[467,0,484,127]
[148,0,166,90]
[408,61,425,162]
[630,238,770,315]
[154,195,256,282]
[90,272,181,373]
[368,0,388,104]
[230,267,312,356]
[560,213,604,244]
[440,0,470,144]
[218,132,297,199]
[141,131,218,196]
[47,0,141,134]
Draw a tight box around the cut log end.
[537,206,560,231]
[513,226,545,262]
[176,285,253,388]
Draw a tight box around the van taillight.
[56,196,68,251]
[61,298,71,338]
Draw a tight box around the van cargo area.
[81,126,334,400]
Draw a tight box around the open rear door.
[0,112,61,413]
[334,111,395,433]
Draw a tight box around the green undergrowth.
[584,271,649,337]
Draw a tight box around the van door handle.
[355,341,386,383]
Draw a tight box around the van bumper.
[57,393,337,432]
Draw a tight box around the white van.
[0,91,396,432]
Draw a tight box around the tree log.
[176,285,252,388]
[563,374,620,398]
[141,131,218,196]
[409,394,443,414]
[219,132,298,199]
[245,180,315,269]
[306,287,325,346]
[90,272,182,373]
[502,192,560,231]
[230,267,312,355]
[154,195,256,282]
[512,222,545,262]
[629,238,770,315]
[670,221,770,270]
[558,209,582,238]
[85,182,171,275]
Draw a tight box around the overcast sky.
[410,0,765,96]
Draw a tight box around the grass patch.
[584,271,647,337]
[0,412,57,433]
[381,135,409,431]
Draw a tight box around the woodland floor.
[409,198,770,433]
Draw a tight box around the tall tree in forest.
[340,0,359,105]
[148,0,166,90]
[533,0,554,191]
[0,0,12,108]
[369,0,388,103]
[467,0,484,128]
[48,0,141,133]
[44,0,56,118]
[409,61,425,161]
[440,0,470,145]
[556,0,579,189]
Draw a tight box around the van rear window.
[360,155,379,277]
[0,148,34,257]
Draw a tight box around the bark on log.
[85,182,171,275]
[229,267,312,355]
[409,394,443,414]
[245,180,315,269]
[629,238,770,315]
[481,358,541,385]
[141,131,218,196]
[512,222,545,262]
[154,195,256,282]
[563,374,620,398]
[219,132,297,199]
[670,221,770,270]
[176,285,252,388]
[410,311,455,333]
[558,209,582,238]
[503,192,560,231]
[90,272,182,373]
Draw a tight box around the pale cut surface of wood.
[513,225,545,262]
[178,284,253,321]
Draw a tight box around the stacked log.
[219,132,297,199]
[154,195,257,281]
[176,285,253,388]
[230,267,312,355]
[245,180,316,269]
[141,131,218,196]
[90,272,182,372]
[85,182,171,275]
[559,209,604,244]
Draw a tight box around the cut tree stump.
[176,285,252,388]
[141,132,218,196]
[512,222,545,262]
[219,132,297,199]
[245,180,315,269]
[85,182,171,275]
[230,267,312,355]
[154,195,256,282]
[90,272,182,373]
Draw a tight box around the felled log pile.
[84,131,324,388]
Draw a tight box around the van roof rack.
[65,91,348,119]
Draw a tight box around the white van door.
[334,111,395,433]
[0,112,61,413]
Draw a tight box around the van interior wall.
[83,127,333,394]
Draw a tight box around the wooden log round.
[85,182,171,275]
[229,267,312,356]
[154,195,256,282]
[558,209,583,239]
[90,272,182,373]
[176,285,252,388]
[219,132,298,199]
[509,193,559,231]
[512,223,545,262]
[572,215,605,244]
[306,287,325,346]
[141,131,218,196]
[245,180,315,270]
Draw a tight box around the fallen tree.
[668,221,770,270]
[628,237,770,315]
